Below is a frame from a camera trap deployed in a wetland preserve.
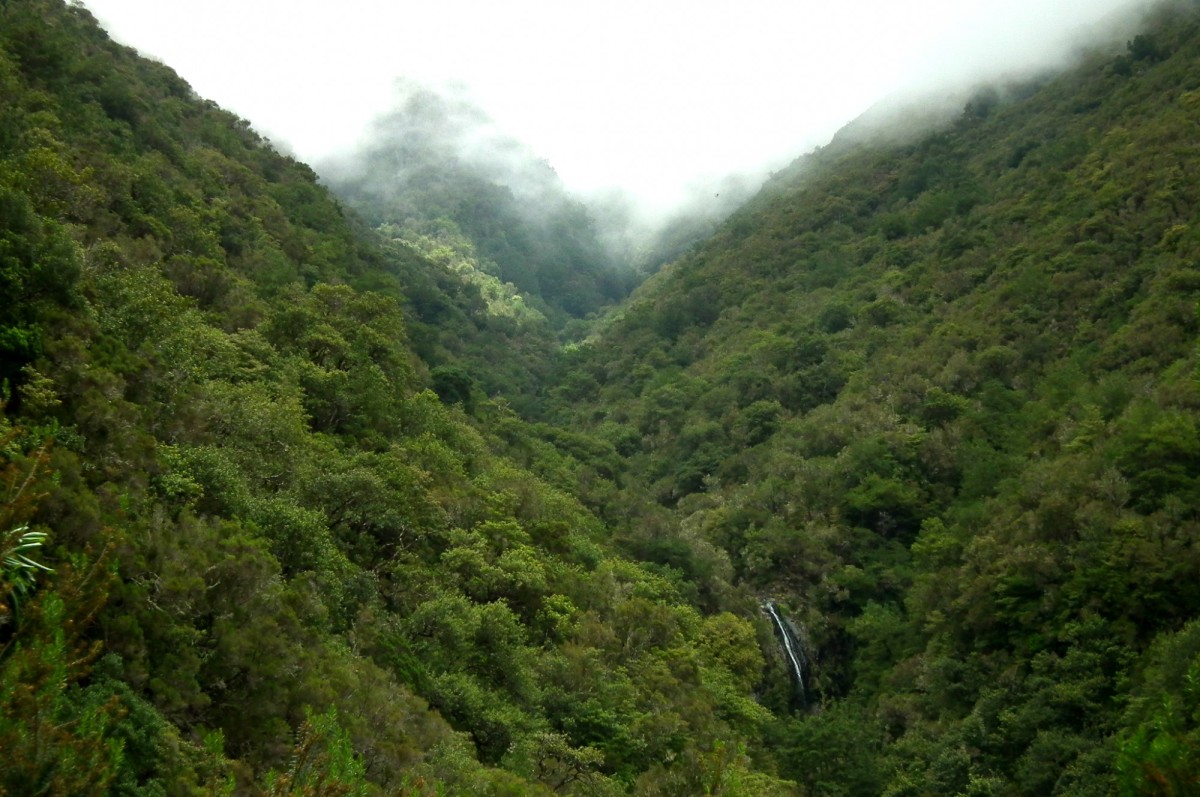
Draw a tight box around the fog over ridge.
[83,0,1160,223]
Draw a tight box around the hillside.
[4,0,1200,795]
[316,85,656,413]
[551,1,1200,792]
[0,2,791,794]
[322,85,633,325]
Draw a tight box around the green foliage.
[503,733,611,794]
[0,438,131,796]
[0,181,81,393]
[1118,621,1200,796]
[431,365,478,411]
[264,707,369,797]
[1,524,51,606]
[9,1,1200,795]
[0,591,124,797]
[774,703,885,797]
[325,85,633,323]
[634,739,797,796]
[544,4,1200,794]
[0,9,794,793]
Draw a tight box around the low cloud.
[87,0,1166,232]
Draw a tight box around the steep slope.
[9,0,1200,794]
[0,2,792,794]
[319,86,648,414]
[323,85,634,325]
[553,2,1200,793]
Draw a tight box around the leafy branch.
[2,523,53,606]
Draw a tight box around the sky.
[83,0,1153,214]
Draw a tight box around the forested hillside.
[551,1,1200,792]
[323,85,633,324]
[0,2,792,794]
[4,0,1200,795]
[317,84,649,413]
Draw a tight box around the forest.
[2,0,1200,794]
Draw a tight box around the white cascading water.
[763,599,805,698]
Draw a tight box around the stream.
[762,599,807,705]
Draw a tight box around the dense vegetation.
[4,0,1200,795]
[322,85,633,325]
[0,2,790,794]
[550,1,1200,792]
[317,85,651,415]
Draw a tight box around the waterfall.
[762,599,806,702]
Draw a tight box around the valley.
[2,1,1200,794]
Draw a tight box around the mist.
[298,0,1170,308]
[828,0,1164,151]
[319,82,636,320]
[81,0,1158,223]
[318,81,570,217]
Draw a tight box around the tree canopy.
[3,0,1200,794]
